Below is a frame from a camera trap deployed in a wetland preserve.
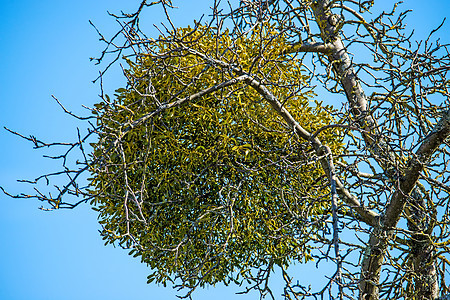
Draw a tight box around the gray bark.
[407,189,438,300]
[309,1,450,298]
[357,110,450,300]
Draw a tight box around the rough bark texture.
[407,190,439,299]
[310,0,395,172]
[358,111,450,299]
[310,0,450,299]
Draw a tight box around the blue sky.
[1,1,449,299]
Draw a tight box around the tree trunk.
[309,1,450,298]
[407,189,438,300]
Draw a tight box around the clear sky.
[1,1,449,299]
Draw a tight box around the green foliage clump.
[89,23,342,289]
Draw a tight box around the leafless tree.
[4,0,450,299]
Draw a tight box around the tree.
[3,0,450,299]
